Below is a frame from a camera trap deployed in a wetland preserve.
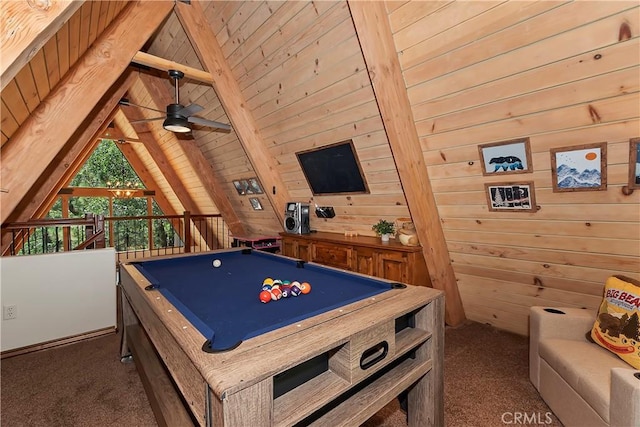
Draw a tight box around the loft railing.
[2,212,231,259]
[4,214,105,255]
[108,212,231,261]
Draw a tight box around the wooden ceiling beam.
[37,72,138,216]
[0,0,173,224]
[175,0,291,226]
[132,51,214,84]
[101,123,142,143]
[0,0,84,90]
[0,70,137,255]
[136,72,247,237]
[348,1,466,327]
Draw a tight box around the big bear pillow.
[590,275,640,369]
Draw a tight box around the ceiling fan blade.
[99,137,143,144]
[118,137,143,144]
[119,99,165,114]
[129,117,165,124]
[178,103,204,117]
[187,116,232,132]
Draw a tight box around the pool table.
[119,249,444,426]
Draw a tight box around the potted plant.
[372,219,395,242]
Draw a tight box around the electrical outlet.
[3,305,17,320]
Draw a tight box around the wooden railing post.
[62,196,70,251]
[96,215,106,249]
[85,214,95,249]
[184,211,191,253]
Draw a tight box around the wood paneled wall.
[147,2,410,237]
[387,1,640,334]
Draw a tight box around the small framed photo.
[550,142,607,192]
[628,137,640,190]
[233,180,248,195]
[249,198,263,210]
[478,138,532,176]
[485,182,537,212]
[246,178,263,194]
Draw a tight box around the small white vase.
[380,233,390,242]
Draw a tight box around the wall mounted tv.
[296,140,369,195]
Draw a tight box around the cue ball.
[212,259,222,268]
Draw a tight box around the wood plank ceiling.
[2,0,639,334]
[1,1,128,144]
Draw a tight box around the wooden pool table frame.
[119,252,444,426]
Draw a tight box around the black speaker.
[284,202,310,234]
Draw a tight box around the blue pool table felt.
[132,250,400,352]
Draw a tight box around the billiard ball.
[271,288,282,300]
[300,282,311,294]
[280,285,291,298]
[262,284,272,291]
[263,278,274,286]
[259,290,271,303]
[212,259,222,268]
[290,285,301,296]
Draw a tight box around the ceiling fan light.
[163,116,190,133]
[163,103,191,133]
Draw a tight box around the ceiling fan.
[124,70,231,133]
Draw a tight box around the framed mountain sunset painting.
[550,142,607,192]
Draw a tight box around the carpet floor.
[0,321,561,426]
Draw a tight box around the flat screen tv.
[296,140,369,195]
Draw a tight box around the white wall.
[0,248,116,352]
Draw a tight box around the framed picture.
[249,198,263,210]
[485,182,537,212]
[478,138,532,176]
[550,142,607,192]
[246,178,263,194]
[232,180,248,195]
[628,137,640,190]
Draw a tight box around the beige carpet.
[0,321,561,426]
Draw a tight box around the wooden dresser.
[280,231,432,288]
